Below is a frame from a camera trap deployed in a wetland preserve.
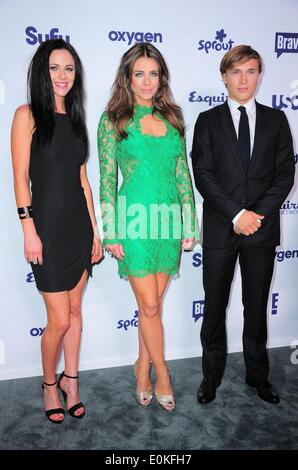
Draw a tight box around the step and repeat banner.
[0,0,297,379]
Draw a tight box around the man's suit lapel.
[248,101,265,175]
[218,101,245,176]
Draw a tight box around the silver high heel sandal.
[133,361,153,408]
[155,365,175,412]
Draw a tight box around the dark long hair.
[27,39,88,154]
[107,42,184,139]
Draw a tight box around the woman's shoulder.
[12,104,34,133]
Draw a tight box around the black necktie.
[238,106,250,169]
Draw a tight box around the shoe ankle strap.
[63,371,79,379]
[43,380,57,387]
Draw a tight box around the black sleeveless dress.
[29,113,93,292]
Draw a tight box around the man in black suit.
[191,45,295,405]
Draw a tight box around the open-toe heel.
[133,361,153,408]
[58,371,85,419]
[155,365,175,412]
[42,380,65,424]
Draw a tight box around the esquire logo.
[108,30,162,45]
[197,28,234,54]
[25,26,70,45]
[188,91,227,107]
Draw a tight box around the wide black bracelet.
[17,206,33,220]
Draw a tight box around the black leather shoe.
[197,379,216,404]
[246,378,280,404]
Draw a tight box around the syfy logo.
[192,251,202,268]
[188,91,227,107]
[117,310,138,331]
[198,28,234,54]
[30,327,45,337]
[0,80,4,104]
[25,26,70,45]
[192,300,204,322]
[26,272,35,283]
[108,30,162,46]
[275,32,298,58]
[280,200,298,215]
[275,249,298,262]
[271,293,279,315]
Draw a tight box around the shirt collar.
[228,97,256,114]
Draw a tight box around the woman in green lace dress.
[98,43,197,411]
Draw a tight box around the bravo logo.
[275,32,298,58]
[192,300,204,322]
[108,30,162,45]
[25,27,70,45]
[198,28,234,54]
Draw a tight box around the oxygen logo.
[275,32,298,58]
[275,249,298,262]
[188,91,227,107]
[25,27,70,45]
[26,272,35,283]
[117,310,138,331]
[30,327,45,337]
[0,80,4,104]
[271,293,279,315]
[197,28,234,54]
[193,300,204,322]
[108,30,162,46]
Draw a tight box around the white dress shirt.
[227,97,256,225]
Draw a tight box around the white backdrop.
[0,0,297,380]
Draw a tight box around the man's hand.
[234,210,264,236]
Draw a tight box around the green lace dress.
[98,104,197,278]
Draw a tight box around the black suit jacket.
[191,101,295,248]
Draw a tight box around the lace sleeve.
[176,137,199,239]
[98,112,118,246]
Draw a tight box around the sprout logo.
[197,29,234,54]
[117,310,138,331]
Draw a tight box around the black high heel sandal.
[58,371,85,419]
[42,380,65,424]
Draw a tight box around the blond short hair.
[220,45,262,75]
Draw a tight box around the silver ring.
[32,257,38,265]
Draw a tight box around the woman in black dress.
[11,39,102,423]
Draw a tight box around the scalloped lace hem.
[118,267,180,280]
